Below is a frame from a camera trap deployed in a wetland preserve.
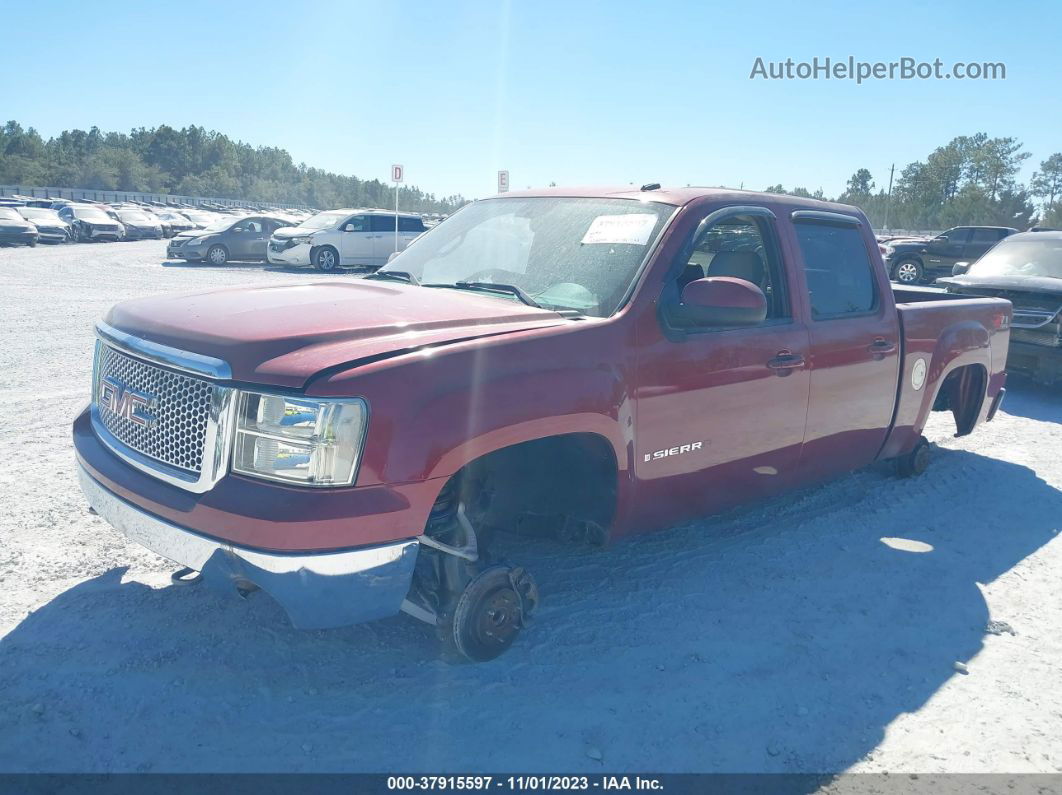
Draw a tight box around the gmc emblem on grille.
[99,376,157,427]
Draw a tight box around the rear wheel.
[314,246,339,272]
[892,258,923,284]
[897,436,930,478]
[207,245,228,265]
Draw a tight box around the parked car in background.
[166,214,291,264]
[58,204,124,242]
[883,226,1018,284]
[267,208,427,271]
[178,209,220,229]
[154,210,196,235]
[16,206,71,243]
[139,208,173,237]
[114,208,164,240]
[939,230,1062,383]
[0,207,39,246]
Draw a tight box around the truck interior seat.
[704,250,766,287]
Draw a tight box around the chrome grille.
[1011,327,1062,348]
[94,344,213,473]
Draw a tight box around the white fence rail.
[0,184,311,210]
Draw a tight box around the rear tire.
[892,258,923,284]
[897,436,930,478]
[314,246,340,272]
[207,245,228,265]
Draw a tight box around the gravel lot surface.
[0,240,1060,773]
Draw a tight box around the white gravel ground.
[0,239,1060,773]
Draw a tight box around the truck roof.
[493,185,862,215]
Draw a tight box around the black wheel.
[897,436,930,478]
[441,565,539,662]
[892,258,923,284]
[314,246,340,272]
[206,245,228,265]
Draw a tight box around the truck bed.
[878,286,1011,461]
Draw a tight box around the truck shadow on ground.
[1,447,1059,775]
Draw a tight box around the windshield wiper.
[365,270,420,285]
[441,281,542,308]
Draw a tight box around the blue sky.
[2,0,1059,200]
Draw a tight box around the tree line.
[0,121,468,213]
[765,133,1062,231]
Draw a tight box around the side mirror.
[952,261,971,276]
[671,277,767,328]
[343,223,356,232]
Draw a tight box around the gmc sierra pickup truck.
[74,186,1011,662]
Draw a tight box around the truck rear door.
[789,211,901,479]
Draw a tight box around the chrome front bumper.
[77,462,419,629]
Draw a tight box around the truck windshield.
[969,238,1062,280]
[378,197,673,317]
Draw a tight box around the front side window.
[943,227,971,245]
[379,197,673,317]
[344,215,369,232]
[679,214,790,321]
[795,221,877,318]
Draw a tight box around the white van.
[267,208,427,271]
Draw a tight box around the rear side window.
[795,221,877,318]
[970,228,1001,244]
[370,215,397,233]
[398,216,425,233]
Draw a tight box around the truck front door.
[790,212,901,480]
[963,227,1006,264]
[923,227,970,275]
[632,207,811,529]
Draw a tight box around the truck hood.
[271,226,314,240]
[938,273,1062,298]
[104,280,571,388]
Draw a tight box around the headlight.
[292,235,313,246]
[188,236,210,246]
[232,391,367,486]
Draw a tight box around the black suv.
[883,226,1018,284]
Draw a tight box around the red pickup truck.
[74,186,1011,661]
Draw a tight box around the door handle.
[766,351,805,375]
[868,338,897,357]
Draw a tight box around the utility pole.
[883,163,895,231]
